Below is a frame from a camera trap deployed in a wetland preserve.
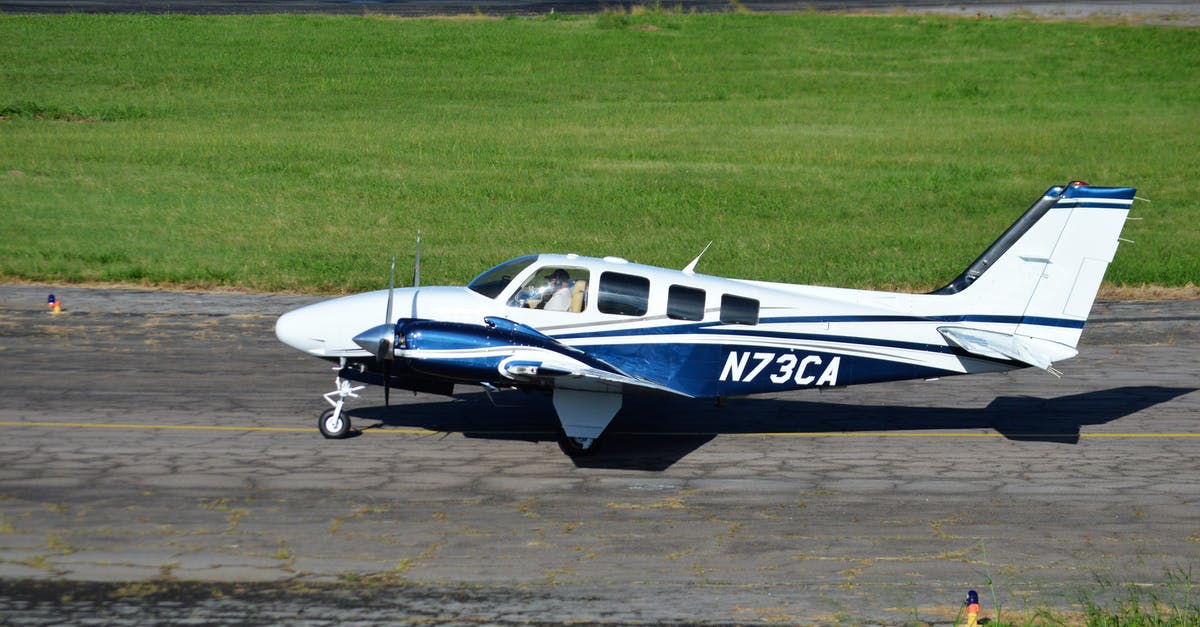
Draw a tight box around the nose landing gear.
[319,372,364,439]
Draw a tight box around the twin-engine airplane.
[276,182,1137,456]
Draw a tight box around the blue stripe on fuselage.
[580,341,958,398]
[546,314,1061,396]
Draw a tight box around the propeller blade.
[413,230,421,289]
[384,256,397,407]
[351,326,395,406]
[383,360,391,406]
[385,256,395,325]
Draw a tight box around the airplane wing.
[498,353,693,398]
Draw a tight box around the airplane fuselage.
[277,253,1034,400]
[274,183,1135,451]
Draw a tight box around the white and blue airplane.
[276,182,1136,455]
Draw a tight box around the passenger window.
[507,267,589,313]
[598,272,650,316]
[667,285,705,321]
[720,294,759,325]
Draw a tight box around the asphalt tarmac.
[0,283,1197,624]
[3,0,1200,27]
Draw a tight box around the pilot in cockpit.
[540,269,573,311]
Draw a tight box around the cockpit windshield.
[467,255,537,299]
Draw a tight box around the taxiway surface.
[3,0,1200,27]
[0,285,1197,624]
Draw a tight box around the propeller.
[413,229,421,289]
[352,234,421,408]
[382,256,395,406]
[351,257,397,406]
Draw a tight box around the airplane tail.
[932,182,1136,371]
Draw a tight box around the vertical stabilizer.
[935,182,1135,349]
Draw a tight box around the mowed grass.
[1,11,1197,293]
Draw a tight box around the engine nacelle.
[396,317,585,383]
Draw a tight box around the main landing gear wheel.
[318,408,351,439]
[556,425,599,458]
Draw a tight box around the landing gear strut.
[319,374,364,439]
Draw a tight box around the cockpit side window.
[468,256,537,299]
[507,267,590,313]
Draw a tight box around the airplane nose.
[274,288,420,358]
[275,307,326,355]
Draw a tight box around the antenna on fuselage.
[682,241,713,275]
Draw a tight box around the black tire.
[556,425,599,457]
[318,408,351,439]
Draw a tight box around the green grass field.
[2,11,1197,294]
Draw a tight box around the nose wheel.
[318,407,351,439]
[319,374,364,439]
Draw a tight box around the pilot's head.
[544,269,570,289]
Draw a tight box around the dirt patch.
[1099,283,1200,301]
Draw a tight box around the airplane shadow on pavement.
[350,385,1194,471]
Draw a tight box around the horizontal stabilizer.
[939,326,1077,373]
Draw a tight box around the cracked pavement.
[0,285,1197,624]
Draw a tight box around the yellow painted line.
[0,421,1196,439]
[0,421,438,435]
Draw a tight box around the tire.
[318,408,351,439]
[556,425,599,457]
